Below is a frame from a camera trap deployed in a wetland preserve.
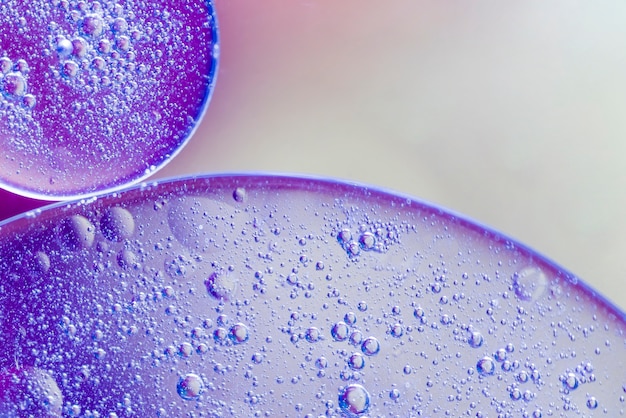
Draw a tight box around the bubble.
[63,60,79,78]
[315,357,328,369]
[389,388,400,400]
[205,271,237,301]
[233,187,246,202]
[217,314,229,327]
[344,312,357,325]
[177,374,203,401]
[55,37,73,58]
[517,370,529,383]
[112,17,129,33]
[22,94,36,108]
[116,35,131,51]
[494,348,507,362]
[477,357,496,376]
[15,59,28,74]
[337,228,352,244]
[361,337,380,356]
[229,323,250,344]
[563,372,579,390]
[2,72,26,96]
[213,327,228,343]
[82,14,104,37]
[100,207,135,241]
[390,323,403,337]
[346,241,360,256]
[510,388,522,401]
[57,215,96,250]
[179,342,193,358]
[92,56,106,71]
[468,331,483,348]
[331,322,350,341]
[0,367,63,416]
[349,331,363,346]
[0,57,12,73]
[513,267,548,302]
[414,307,425,319]
[338,384,370,416]
[305,327,321,343]
[348,353,365,370]
[586,396,598,409]
[72,37,88,58]
[358,232,375,250]
[98,39,112,54]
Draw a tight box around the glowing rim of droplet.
[0,171,624,320]
[0,1,220,201]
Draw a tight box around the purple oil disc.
[0,0,218,199]
[0,174,624,416]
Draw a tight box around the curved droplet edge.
[0,170,624,322]
[0,0,221,201]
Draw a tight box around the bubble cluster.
[0,175,624,416]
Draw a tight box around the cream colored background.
[156,1,626,311]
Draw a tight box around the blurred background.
[3,0,626,310]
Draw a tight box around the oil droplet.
[100,207,135,241]
[167,197,237,252]
[177,374,203,401]
[58,215,96,250]
[587,396,598,409]
[338,384,370,416]
[34,251,51,273]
